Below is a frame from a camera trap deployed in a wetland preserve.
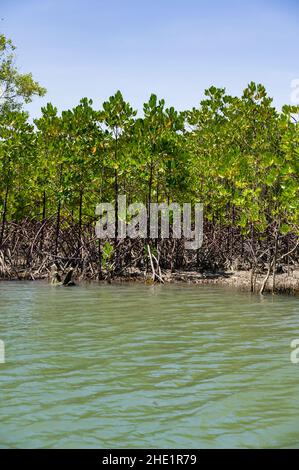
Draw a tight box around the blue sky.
[1,0,298,117]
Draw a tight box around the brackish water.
[0,281,299,448]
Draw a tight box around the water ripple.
[0,281,299,448]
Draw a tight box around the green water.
[0,281,299,449]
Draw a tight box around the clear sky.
[1,0,298,117]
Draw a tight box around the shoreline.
[1,268,299,295]
[114,269,299,295]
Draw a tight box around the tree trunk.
[78,188,83,258]
[39,190,46,252]
[114,168,119,271]
[55,199,61,257]
[55,164,63,257]
[0,183,9,248]
[272,229,279,294]
[98,240,102,280]
[146,158,154,273]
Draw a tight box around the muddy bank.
[169,270,299,295]
[111,268,299,295]
[1,266,299,295]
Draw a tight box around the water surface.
[0,281,299,448]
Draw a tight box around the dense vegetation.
[0,34,298,290]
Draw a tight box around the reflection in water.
[0,281,299,448]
